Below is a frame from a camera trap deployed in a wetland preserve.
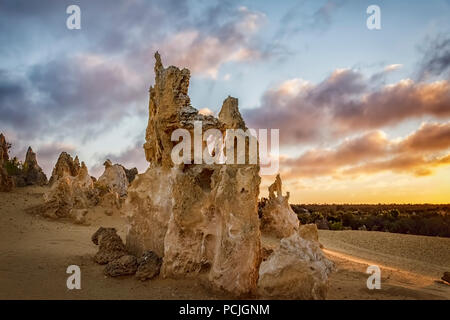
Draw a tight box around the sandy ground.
[0,186,449,300]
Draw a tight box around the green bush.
[329,221,344,230]
[4,158,23,176]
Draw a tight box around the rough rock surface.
[97,159,129,197]
[123,53,261,295]
[260,174,299,238]
[21,147,48,186]
[0,133,14,192]
[298,224,319,242]
[91,227,128,265]
[258,233,335,299]
[135,250,162,281]
[49,152,81,185]
[104,255,138,277]
[40,162,95,220]
[119,165,138,183]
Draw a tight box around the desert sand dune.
[0,186,449,300]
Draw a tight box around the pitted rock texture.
[135,250,162,281]
[92,227,128,265]
[104,255,138,277]
[123,53,261,296]
[260,174,299,238]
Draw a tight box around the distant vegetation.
[290,204,450,237]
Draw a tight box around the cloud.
[384,64,403,72]
[417,33,450,81]
[245,67,450,144]
[0,54,146,141]
[90,139,147,178]
[333,79,450,132]
[154,6,266,78]
[280,122,450,179]
[398,122,450,152]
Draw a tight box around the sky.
[1,0,449,204]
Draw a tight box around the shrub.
[329,221,344,230]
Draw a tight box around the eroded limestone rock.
[21,147,48,186]
[119,165,138,184]
[298,224,319,242]
[104,255,138,277]
[97,159,129,197]
[258,233,335,300]
[0,133,14,192]
[91,227,128,265]
[49,152,81,185]
[135,250,162,281]
[124,53,261,295]
[39,162,95,220]
[260,174,299,238]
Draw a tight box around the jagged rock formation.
[39,161,95,221]
[8,147,47,187]
[119,165,138,184]
[135,251,162,281]
[257,175,333,299]
[0,133,14,192]
[123,52,261,295]
[49,152,81,185]
[35,152,124,222]
[91,227,128,265]
[97,160,129,197]
[258,233,335,299]
[20,147,48,186]
[218,96,246,130]
[260,174,299,238]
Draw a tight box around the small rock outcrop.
[104,255,138,277]
[91,227,128,265]
[123,52,261,296]
[0,133,14,192]
[260,174,299,238]
[22,147,48,186]
[97,160,129,197]
[258,233,335,299]
[135,250,162,281]
[39,161,95,221]
[49,152,81,185]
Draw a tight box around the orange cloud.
[281,121,450,179]
[245,69,450,145]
